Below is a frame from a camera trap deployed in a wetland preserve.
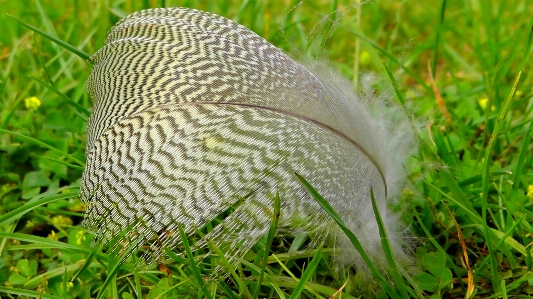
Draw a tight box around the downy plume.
[81,7,417,279]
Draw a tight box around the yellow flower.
[527,185,533,201]
[478,98,488,109]
[478,97,495,111]
[51,215,73,226]
[75,230,86,245]
[37,284,47,295]
[47,230,58,241]
[401,188,415,198]
[24,96,41,110]
[359,50,371,65]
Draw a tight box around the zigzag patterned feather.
[81,7,414,272]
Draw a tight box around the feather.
[81,7,416,275]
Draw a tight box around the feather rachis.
[82,7,417,283]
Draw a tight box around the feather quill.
[81,7,416,275]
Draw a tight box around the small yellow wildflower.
[75,230,86,245]
[527,185,533,201]
[401,188,415,199]
[51,215,73,226]
[10,266,19,273]
[24,96,41,110]
[47,230,58,241]
[359,50,371,65]
[478,98,488,109]
[37,284,47,294]
[67,281,74,291]
[26,220,34,228]
[478,97,495,111]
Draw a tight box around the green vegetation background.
[0,0,532,298]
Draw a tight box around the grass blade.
[0,221,17,258]
[95,237,143,299]
[397,265,425,299]
[295,173,400,299]
[39,155,85,171]
[177,224,214,299]
[335,22,431,93]
[369,188,409,299]
[203,243,253,299]
[483,271,533,299]
[431,0,447,76]
[70,242,103,282]
[241,271,359,299]
[0,129,85,166]
[132,260,143,299]
[269,253,323,298]
[30,76,90,117]
[217,281,240,299]
[0,232,113,262]
[442,202,475,298]
[253,192,281,298]
[0,286,61,299]
[424,180,481,224]
[288,247,323,299]
[62,266,68,299]
[165,248,187,264]
[509,119,533,213]
[153,279,192,299]
[475,215,525,280]
[7,14,90,61]
[382,62,405,105]
[0,192,77,226]
[24,261,100,288]
[481,71,521,292]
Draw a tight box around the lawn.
[0,0,532,298]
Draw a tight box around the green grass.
[1,0,533,298]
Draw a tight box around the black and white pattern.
[81,7,390,267]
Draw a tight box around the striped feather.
[81,7,414,273]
